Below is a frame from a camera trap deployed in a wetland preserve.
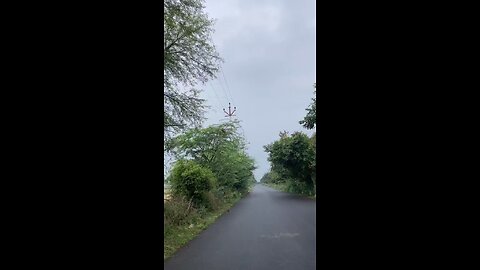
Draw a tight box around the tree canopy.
[164,0,222,140]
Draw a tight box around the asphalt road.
[164,184,316,270]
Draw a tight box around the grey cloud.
[198,0,316,181]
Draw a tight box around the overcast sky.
[198,0,316,181]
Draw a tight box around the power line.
[206,36,238,122]
[217,68,245,139]
[209,82,234,123]
[216,78,230,103]
[215,66,235,105]
[220,67,236,105]
[209,82,224,112]
[207,36,232,102]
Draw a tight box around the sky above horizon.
[197,0,316,181]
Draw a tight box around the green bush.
[168,159,217,208]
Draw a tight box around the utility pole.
[223,102,236,120]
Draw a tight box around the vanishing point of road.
[164,184,316,270]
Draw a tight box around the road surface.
[164,184,316,270]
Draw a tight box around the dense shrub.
[168,159,216,208]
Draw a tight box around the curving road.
[164,184,316,270]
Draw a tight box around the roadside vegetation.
[164,121,256,259]
[164,187,248,260]
[163,0,256,260]
[261,84,316,197]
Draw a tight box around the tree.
[165,121,242,165]
[166,120,256,195]
[299,83,316,129]
[264,131,315,194]
[164,0,222,140]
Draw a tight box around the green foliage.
[260,170,284,184]
[168,159,216,208]
[264,132,315,183]
[163,1,257,259]
[164,0,221,89]
[166,121,242,164]
[164,0,222,140]
[310,132,316,185]
[299,83,316,130]
[249,175,257,184]
[215,150,255,194]
[166,121,256,196]
[285,181,315,196]
[164,121,256,260]
[163,188,244,260]
[264,131,316,195]
[164,89,206,142]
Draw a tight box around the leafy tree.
[164,88,206,140]
[166,121,241,164]
[164,0,222,140]
[218,150,255,193]
[264,131,315,194]
[299,83,316,129]
[166,120,256,195]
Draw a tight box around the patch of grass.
[163,192,244,260]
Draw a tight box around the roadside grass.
[263,182,316,200]
[164,190,248,260]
